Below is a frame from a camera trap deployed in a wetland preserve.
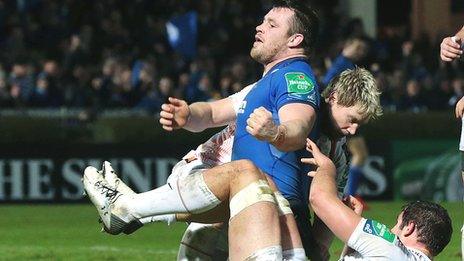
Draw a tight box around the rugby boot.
[82,166,138,235]
[101,161,143,234]
[102,161,135,195]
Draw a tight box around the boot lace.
[94,180,122,204]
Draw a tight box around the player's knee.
[228,159,263,182]
[177,171,221,213]
[229,180,276,219]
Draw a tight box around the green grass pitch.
[0,202,461,260]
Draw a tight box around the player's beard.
[250,42,281,65]
[250,45,267,64]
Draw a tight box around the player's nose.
[347,124,358,135]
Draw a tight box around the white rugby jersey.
[195,123,236,167]
[341,218,431,261]
[460,117,464,151]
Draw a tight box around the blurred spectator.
[32,60,63,107]
[136,76,174,113]
[399,79,427,112]
[9,62,35,106]
[63,65,92,107]
[91,58,117,109]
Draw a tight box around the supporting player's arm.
[160,97,236,132]
[185,98,237,132]
[303,139,361,243]
[246,103,315,151]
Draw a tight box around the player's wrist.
[270,125,286,145]
[184,105,192,128]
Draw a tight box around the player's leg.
[290,199,325,260]
[176,222,228,261]
[226,162,281,260]
[94,160,282,259]
[175,188,307,260]
[84,162,222,234]
[84,159,282,260]
[264,175,306,260]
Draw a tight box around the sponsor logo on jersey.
[363,219,396,243]
[284,72,314,94]
[238,100,247,114]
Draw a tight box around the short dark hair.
[272,0,319,56]
[400,201,452,256]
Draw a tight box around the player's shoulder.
[272,59,317,86]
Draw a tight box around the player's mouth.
[254,35,263,44]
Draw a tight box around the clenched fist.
[159,97,190,131]
[246,107,279,142]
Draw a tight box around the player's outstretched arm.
[159,97,237,132]
[302,139,361,243]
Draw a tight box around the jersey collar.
[264,56,308,77]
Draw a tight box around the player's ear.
[403,221,415,237]
[288,33,304,48]
[326,91,338,104]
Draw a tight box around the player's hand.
[246,107,279,142]
[455,96,464,118]
[343,195,363,216]
[301,138,335,177]
[159,97,190,131]
[440,36,463,62]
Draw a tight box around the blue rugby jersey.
[232,57,320,203]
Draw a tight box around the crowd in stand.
[0,0,463,113]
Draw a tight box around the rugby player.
[160,0,321,258]
[304,138,452,260]
[440,26,464,260]
[84,1,380,259]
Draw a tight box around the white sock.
[127,172,220,217]
[139,214,176,225]
[245,245,282,260]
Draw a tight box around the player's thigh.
[202,159,264,197]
